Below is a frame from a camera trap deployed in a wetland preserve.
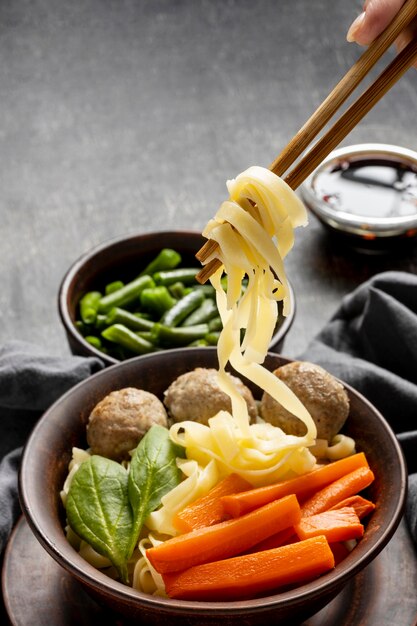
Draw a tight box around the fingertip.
[347,0,407,45]
[346,12,366,43]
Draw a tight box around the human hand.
[347,0,417,67]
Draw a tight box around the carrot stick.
[146,494,301,574]
[329,495,375,520]
[301,467,375,517]
[247,526,297,552]
[295,507,364,543]
[173,473,252,533]
[249,495,375,553]
[163,535,335,601]
[221,453,369,517]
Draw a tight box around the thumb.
[347,0,406,45]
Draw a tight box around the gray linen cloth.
[0,341,103,553]
[299,270,417,540]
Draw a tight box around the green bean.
[168,281,187,299]
[98,275,154,313]
[79,291,102,324]
[160,289,204,327]
[105,280,124,295]
[134,312,153,320]
[85,335,102,349]
[102,324,156,355]
[75,320,91,336]
[153,268,199,286]
[74,246,227,359]
[139,248,182,277]
[105,307,154,331]
[208,316,223,332]
[205,331,220,345]
[151,323,209,347]
[140,286,176,317]
[187,338,209,347]
[94,314,108,331]
[182,298,218,327]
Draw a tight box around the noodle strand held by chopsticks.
[168,166,317,488]
[202,165,316,440]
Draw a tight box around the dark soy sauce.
[314,157,417,220]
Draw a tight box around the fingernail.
[347,12,366,42]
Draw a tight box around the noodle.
[133,536,166,595]
[169,166,318,488]
[203,165,314,435]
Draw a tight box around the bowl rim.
[18,348,407,615]
[57,230,296,366]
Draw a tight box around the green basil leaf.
[127,425,184,555]
[66,455,133,583]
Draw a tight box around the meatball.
[86,387,168,461]
[259,361,349,441]
[163,368,258,424]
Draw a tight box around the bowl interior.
[58,231,295,365]
[18,348,406,623]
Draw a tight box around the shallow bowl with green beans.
[58,231,295,366]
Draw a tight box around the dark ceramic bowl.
[58,230,295,366]
[19,348,406,626]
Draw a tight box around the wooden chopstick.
[285,34,417,190]
[196,0,417,284]
[269,0,417,178]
